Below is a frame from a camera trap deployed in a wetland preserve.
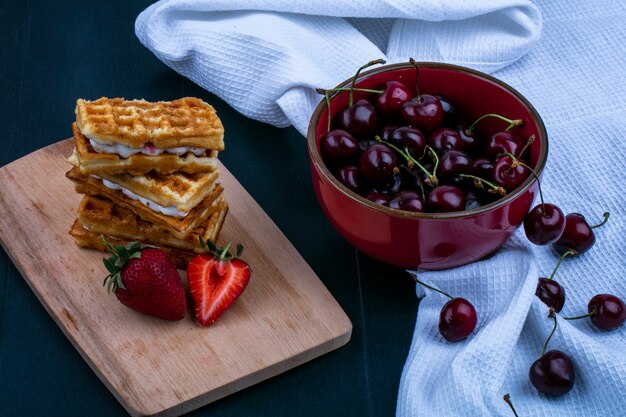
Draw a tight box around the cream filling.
[88,137,206,158]
[96,177,189,218]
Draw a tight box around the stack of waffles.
[66,97,228,268]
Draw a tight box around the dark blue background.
[0,1,418,416]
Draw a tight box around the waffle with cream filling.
[72,123,220,176]
[76,195,228,253]
[66,167,223,239]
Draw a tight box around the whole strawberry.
[187,239,251,326]
[102,238,186,321]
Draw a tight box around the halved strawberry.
[187,240,251,326]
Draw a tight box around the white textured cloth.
[135,1,626,416]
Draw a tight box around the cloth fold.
[135,0,542,135]
[136,1,626,415]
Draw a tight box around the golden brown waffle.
[75,97,224,150]
[68,151,220,213]
[72,124,220,176]
[66,167,223,239]
[69,220,197,270]
[76,195,228,253]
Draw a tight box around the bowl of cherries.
[307,59,548,270]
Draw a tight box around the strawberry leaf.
[236,244,244,257]
[103,258,117,274]
[100,236,141,294]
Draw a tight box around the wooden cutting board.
[0,139,351,417]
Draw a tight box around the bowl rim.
[306,61,549,220]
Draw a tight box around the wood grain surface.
[0,139,352,417]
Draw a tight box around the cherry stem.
[349,59,386,107]
[408,57,421,104]
[590,212,610,229]
[516,135,535,158]
[410,273,454,299]
[323,92,331,133]
[426,145,440,177]
[466,114,524,134]
[548,249,577,280]
[376,136,438,186]
[563,307,597,321]
[541,308,557,357]
[317,87,385,95]
[458,174,507,196]
[401,166,426,201]
[502,152,545,215]
[503,394,519,417]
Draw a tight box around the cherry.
[428,128,463,153]
[457,125,480,155]
[371,174,402,195]
[359,143,397,181]
[529,309,575,396]
[358,139,378,152]
[388,191,424,212]
[400,59,444,131]
[412,275,478,342]
[337,98,378,139]
[486,132,524,159]
[529,350,575,396]
[375,80,413,116]
[524,203,566,245]
[439,298,477,342]
[553,212,610,255]
[433,94,456,126]
[336,165,364,193]
[427,185,465,213]
[438,149,471,181]
[588,294,626,330]
[388,127,426,158]
[536,278,566,312]
[366,191,390,206]
[534,250,575,313]
[379,125,399,141]
[566,294,626,330]
[320,129,359,161]
[470,158,494,181]
[493,156,529,191]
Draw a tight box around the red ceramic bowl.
[307,62,548,270]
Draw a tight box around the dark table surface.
[0,1,418,416]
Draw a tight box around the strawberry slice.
[187,240,251,326]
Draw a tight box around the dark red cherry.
[388,127,426,157]
[588,294,626,330]
[359,144,397,181]
[470,158,494,181]
[379,125,399,141]
[320,129,359,161]
[493,156,530,191]
[388,190,424,212]
[375,80,413,116]
[336,165,364,192]
[337,98,378,139]
[524,204,566,245]
[427,185,465,213]
[536,278,566,312]
[372,174,402,195]
[366,192,390,206]
[439,298,477,342]
[400,94,444,132]
[438,149,471,181]
[529,350,575,396]
[428,127,463,152]
[553,212,609,255]
[358,139,378,152]
[485,131,524,159]
[433,94,456,126]
[457,125,480,155]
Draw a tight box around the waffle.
[68,151,220,213]
[76,195,228,253]
[75,97,224,150]
[72,124,220,176]
[66,167,223,239]
[69,220,197,270]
